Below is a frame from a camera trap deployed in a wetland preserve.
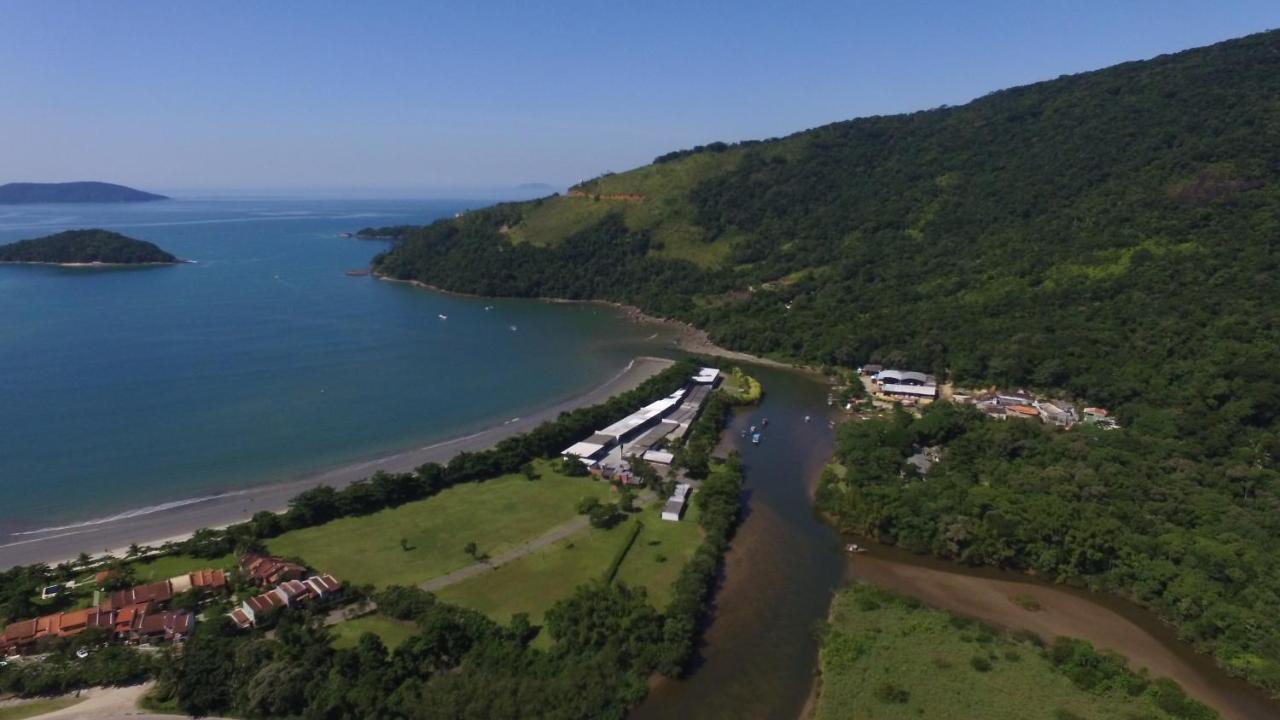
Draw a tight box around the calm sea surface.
[0,198,656,533]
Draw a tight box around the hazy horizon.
[4,1,1279,194]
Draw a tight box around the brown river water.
[632,363,1280,720]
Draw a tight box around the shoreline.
[0,259,186,267]
[0,355,675,570]
[376,274,821,375]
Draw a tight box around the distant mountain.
[0,229,178,265]
[0,182,168,204]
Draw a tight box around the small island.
[0,229,180,266]
[0,181,168,204]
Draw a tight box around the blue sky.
[2,1,1278,195]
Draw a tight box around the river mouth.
[631,360,1280,720]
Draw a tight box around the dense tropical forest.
[372,30,1280,694]
[0,181,167,204]
[0,229,178,264]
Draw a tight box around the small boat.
[509,325,518,331]
[338,232,353,238]
[846,543,867,554]
[751,433,761,445]
[804,415,811,423]
[344,269,370,277]
[485,305,494,311]
[438,314,448,320]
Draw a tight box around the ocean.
[0,198,658,534]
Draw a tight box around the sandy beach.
[0,356,674,570]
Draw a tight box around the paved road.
[0,356,675,570]
[0,683,226,720]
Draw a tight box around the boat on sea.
[485,305,494,311]
[344,269,370,277]
[438,314,448,320]
[751,433,761,445]
[338,232,353,238]
[804,415,811,423]
[509,325,518,331]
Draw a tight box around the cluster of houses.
[857,364,1118,431]
[562,367,720,488]
[227,553,341,629]
[0,570,226,655]
[955,389,1117,430]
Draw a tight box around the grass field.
[435,503,703,640]
[331,614,417,651]
[815,584,1216,720]
[268,460,614,588]
[0,697,83,720]
[130,552,236,582]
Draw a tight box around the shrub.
[873,682,910,704]
[970,656,993,672]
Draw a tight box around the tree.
[464,542,478,560]
[588,503,622,529]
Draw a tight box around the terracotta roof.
[3,618,37,642]
[276,579,310,600]
[109,581,172,609]
[189,569,227,589]
[229,609,252,629]
[1008,404,1040,416]
[138,610,193,637]
[305,574,341,594]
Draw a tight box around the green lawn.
[268,460,614,588]
[0,697,84,720]
[435,503,704,643]
[331,614,417,651]
[613,503,703,608]
[130,552,235,582]
[815,584,1217,720]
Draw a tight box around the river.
[633,363,1280,720]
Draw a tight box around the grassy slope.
[267,459,614,588]
[816,585,1212,720]
[436,503,702,623]
[507,150,747,267]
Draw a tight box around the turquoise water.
[0,199,654,532]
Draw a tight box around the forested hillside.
[374,28,1280,696]
[0,229,178,264]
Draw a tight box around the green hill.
[375,29,1279,431]
[0,229,179,265]
[0,181,168,204]
[374,29,1280,696]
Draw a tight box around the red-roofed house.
[108,581,173,610]
[239,553,305,586]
